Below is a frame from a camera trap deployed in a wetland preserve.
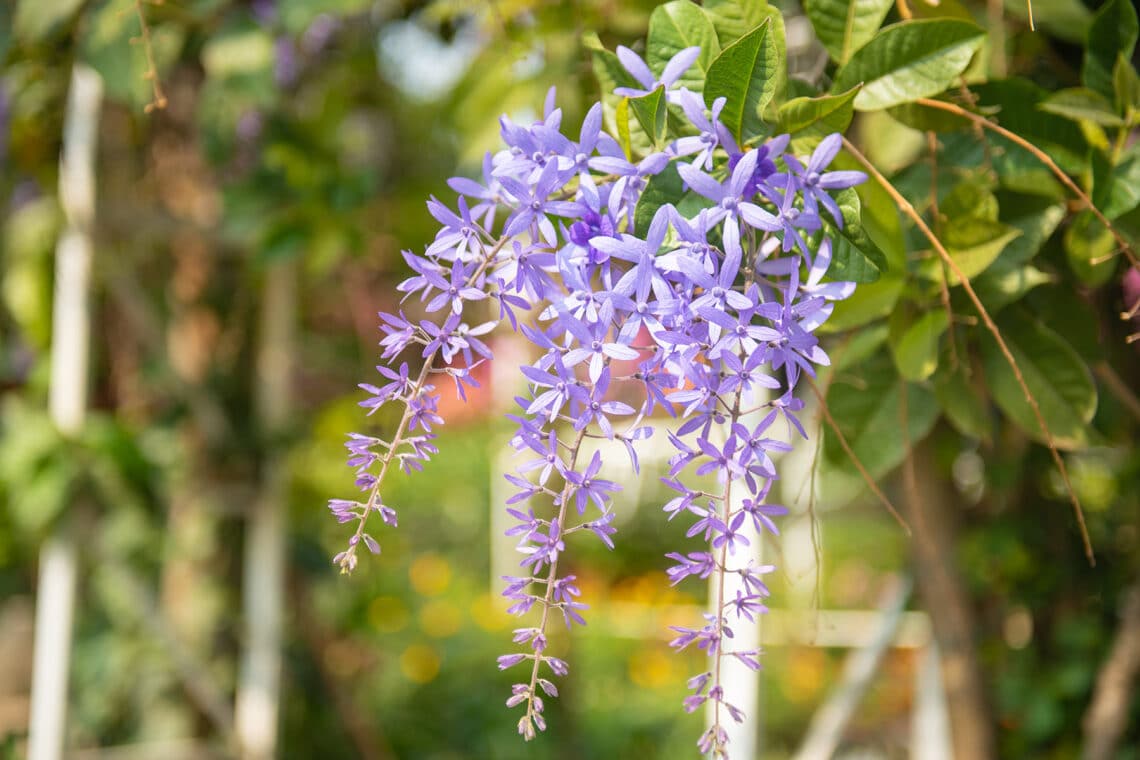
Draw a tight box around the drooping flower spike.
[332,39,864,757]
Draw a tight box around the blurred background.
[1,0,1139,758]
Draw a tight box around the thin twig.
[806,378,911,535]
[132,0,168,112]
[916,97,1140,274]
[842,136,1095,566]
[927,130,959,372]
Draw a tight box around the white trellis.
[28,64,103,760]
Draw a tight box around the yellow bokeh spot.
[783,647,826,705]
[368,595,409,633]
[419,599,463,638]
[470,593,509,632]
[400,644,441,684]
[409,553,452,596]
[628,646,675,688]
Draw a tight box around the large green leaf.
[803,0,893,64]
[1083,0,1138,101]
[703,0,771,47]
[776,86,861,150]
[646,1,721,93]
[833,20,985,111]
[889,307,950,381]
[704,19,777,142]
[980,311,1097,450]
[823,351,940,479]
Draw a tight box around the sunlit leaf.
[704,19,777,141]
[803,0,894,65]
[833,20,986,111]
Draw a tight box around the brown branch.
[841,136,1095,566]
[915,97,1140,274]
[806,377,911,535]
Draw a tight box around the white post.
[707,390,765,759]
[28,64,103,760]
[912,642,953,760]
[235,260,295,759]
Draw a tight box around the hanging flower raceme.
[331,34,867,756]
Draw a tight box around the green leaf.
[971,80,1091,177]
[634,163,684,237]
[627,87,667,148]
[586,33,642,141]
[824,188,887,283]
[824,351,940,479]
[941,181,999,222]
[1063,211,1118,287]
[803,0,894,65]
[615,98,633,159]
[1003,0,1090,44]
[832,323,889,372]
[776,86,861,149]
[703,0,771,47]
[823,277,903,331]
[704,19,777,142]
[1039,88,1125,127]
[973,266,1054,313]
[933,360,992,440]
[980,311,1097,450]
[1083,0,1138,101]
[646,1,721,93]
[986,201,1066,274]
[833,20,985,111]
[887,97,971,132]
[14,0,84,42]
[1113,53,1140,115]
[940,220,1022,284]
[1092,151,1140,219]
[889,307,950,381]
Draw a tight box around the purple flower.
[563,451,621,514]
[614,45,701,100]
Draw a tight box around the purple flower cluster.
[335,42,865,757]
